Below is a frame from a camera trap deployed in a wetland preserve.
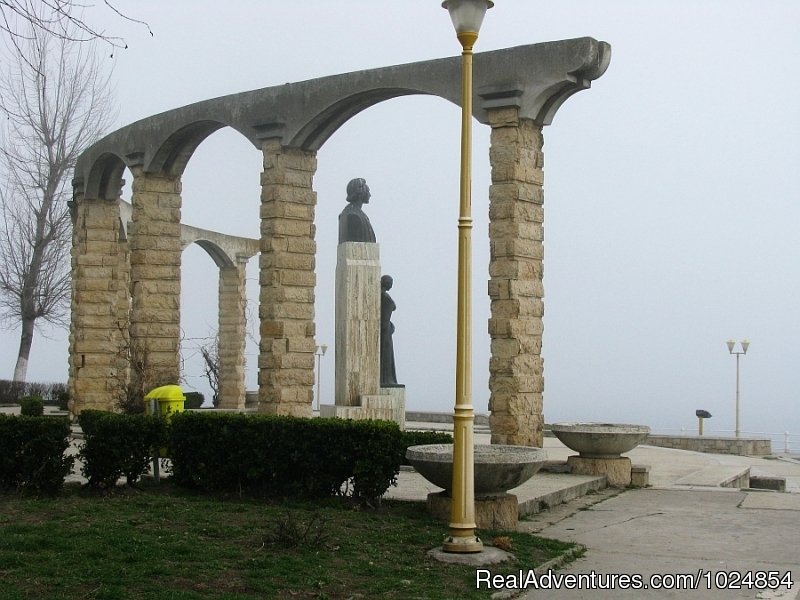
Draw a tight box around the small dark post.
[696,409,712,436]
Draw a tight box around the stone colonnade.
[69,185,260,411]
[69,39,610,447]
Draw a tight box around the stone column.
[258,139,317,417]
[128,169,183,389]
[487,107,545,447]
[216,257,248,409]
[68,188,129,415]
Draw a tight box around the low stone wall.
[404,411,490,427]
[645,434,772,456]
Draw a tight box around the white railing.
[649,428,800,456]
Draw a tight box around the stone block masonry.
[128,170,183,388]
[258,140,318,417]
[487,107,545,447]
[69,193,130,413]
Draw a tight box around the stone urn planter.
[405,444,548,529]
[550,422,650,487]
[405,444,548,494]
[550,422,650,458]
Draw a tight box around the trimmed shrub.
[0,415,74,494]
[169,413,404,504]
[78,411,167,488]
[56,390,70,411]
[400,430,453,465]
[19,395,44,417]
[183,391,204,409]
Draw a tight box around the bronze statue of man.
[338,177,376,244]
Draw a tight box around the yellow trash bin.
[144,385,186,419]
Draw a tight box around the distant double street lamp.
[726,339,749,438]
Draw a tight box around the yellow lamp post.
[441,0,493,554]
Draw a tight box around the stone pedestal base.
[320,387,405,430]
[335,242,381,407]
[567,455,632,488]
[427,491,518,530]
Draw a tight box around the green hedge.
[400,430,453,465]
[19,395,44,417]
[169,413,404,503]
[0,415,74,494]
[78,411,167,489]
[183,391,204,409]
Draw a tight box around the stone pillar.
[128,169,183,389]
[68,188,129,415]
[258,139,317,417]
[334,242,381,406]
[487,107,545,447]
[217,257,248,409]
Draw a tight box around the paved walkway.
[392,429,800,599]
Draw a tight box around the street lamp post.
[726,339,749,438]
[315,344,328,412]
[441,0,493,554]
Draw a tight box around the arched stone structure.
[70,38,611,446]
[179,224,259,410]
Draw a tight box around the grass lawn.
[0,482,578,600]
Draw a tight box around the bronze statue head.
[346,178,370,205]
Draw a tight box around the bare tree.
[199,335,220,407]
[0,18,116,382]
[0,1,151,61]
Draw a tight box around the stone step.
[515,472,608,517]
[675,465,750,488]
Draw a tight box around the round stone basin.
[550,422,650,458]
[405,444,547,496]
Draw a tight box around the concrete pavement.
[392,428,800,599]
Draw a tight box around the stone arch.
[179,228,259,410]
[84,152,128,201]
[290,88,425,151]
[148,120,230,178]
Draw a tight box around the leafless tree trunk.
[199,336,220,407]
[0,17,116,382]
[0,1,151,61]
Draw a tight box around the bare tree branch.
[0,1,152,62]
[0,15,116,381]
[199,334,220,408]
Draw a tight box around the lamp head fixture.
[726,339,750,354]
[442,0,493,48]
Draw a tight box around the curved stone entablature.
[179,224,259,269]
[73,37,609,197]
